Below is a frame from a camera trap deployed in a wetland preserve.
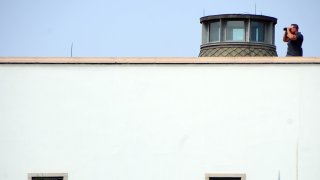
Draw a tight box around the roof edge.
[0,57,320,64]
[200,14,277,24]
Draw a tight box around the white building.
[0,57,319,180]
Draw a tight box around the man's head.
[290,24,299,33]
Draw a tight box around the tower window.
[226,21,245,41]
[250,21,265,42]
[209,21,220,42]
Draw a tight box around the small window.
[32,178,63,180]
[209,21,220,42]
[226,21,245,41]
[250,21,265,42]
[206,173,246,180]
[28,173,68,180]
[209,177,241,180]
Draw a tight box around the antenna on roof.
[255,3,257,15]
[70,42,73,57]
[203,8,206,16]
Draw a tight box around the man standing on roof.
[283,24,304,56]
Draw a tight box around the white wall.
[0,64,320,180]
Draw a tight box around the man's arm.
[283,31,289,42]
[286,28,297,40]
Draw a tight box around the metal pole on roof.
[71,42,73,57]
[255,3,256,15]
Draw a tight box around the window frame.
[209,20,221,43]
[205,173,246,180]
[28,173,68,180]
[225,20,246,42]
[250,20,266,43]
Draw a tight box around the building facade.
[1,57,320,180]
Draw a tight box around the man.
[283,24,304,56]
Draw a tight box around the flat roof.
[0,57,320,64]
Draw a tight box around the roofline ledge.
[0,57,320,64]
[200,14,277,24]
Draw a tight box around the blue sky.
[0,0,319,57]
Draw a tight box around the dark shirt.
[287,32,303,56]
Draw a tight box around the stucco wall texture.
[0,57,319,180]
